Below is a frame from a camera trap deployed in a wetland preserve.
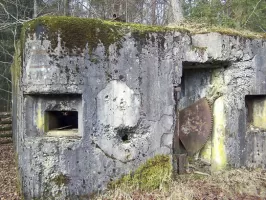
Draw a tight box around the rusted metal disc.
[179,98,213,155]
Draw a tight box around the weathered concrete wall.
[14,17,182,199]
[180,33,266,170]
[12,16,266,199]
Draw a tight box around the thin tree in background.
[169,0,183,23]
[33,0,38,17]
[1,0,266,111]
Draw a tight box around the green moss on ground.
[108,155,172,191]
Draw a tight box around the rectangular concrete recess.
[246,95,266,130]
[24,94,82,137]
[178,61,228,171]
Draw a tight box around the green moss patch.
[20,16,266,58]
[11,41,21,91]
[22,17,123,54]
[21,16,180,55]
[168,21,266,39]
[108,155,172,191]
[51,173,70,187]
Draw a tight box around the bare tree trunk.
[114,0,121,15]
[125,0,128,22]
[64,0,70,16]
[169,0,183,24]
[33,0,38,18]
[151,0,157,25]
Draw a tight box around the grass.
[1,146,266,200]
[94,164,266,200]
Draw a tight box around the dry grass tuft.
[1,145,266,200]
[94,167,266,200]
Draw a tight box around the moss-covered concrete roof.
[169,22,266,40]
[22,16,179,52]
[22,16,266,53]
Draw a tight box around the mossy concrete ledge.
[21,16,180,55]
[12,16,266,199]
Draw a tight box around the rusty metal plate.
[179,98,212,155]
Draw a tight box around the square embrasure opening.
[245,95,266,130]
[45,111,79,137]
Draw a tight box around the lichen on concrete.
[211,96,227,171]
[11,41,21,90]
[36,102,44,131]
[206,68,226,104]
[51,173,70,187]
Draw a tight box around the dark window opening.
[45,111,78,131]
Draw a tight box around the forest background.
[1,0,265,111]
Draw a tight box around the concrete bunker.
[12,16,266,199]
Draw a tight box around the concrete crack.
[92,140,135,164]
